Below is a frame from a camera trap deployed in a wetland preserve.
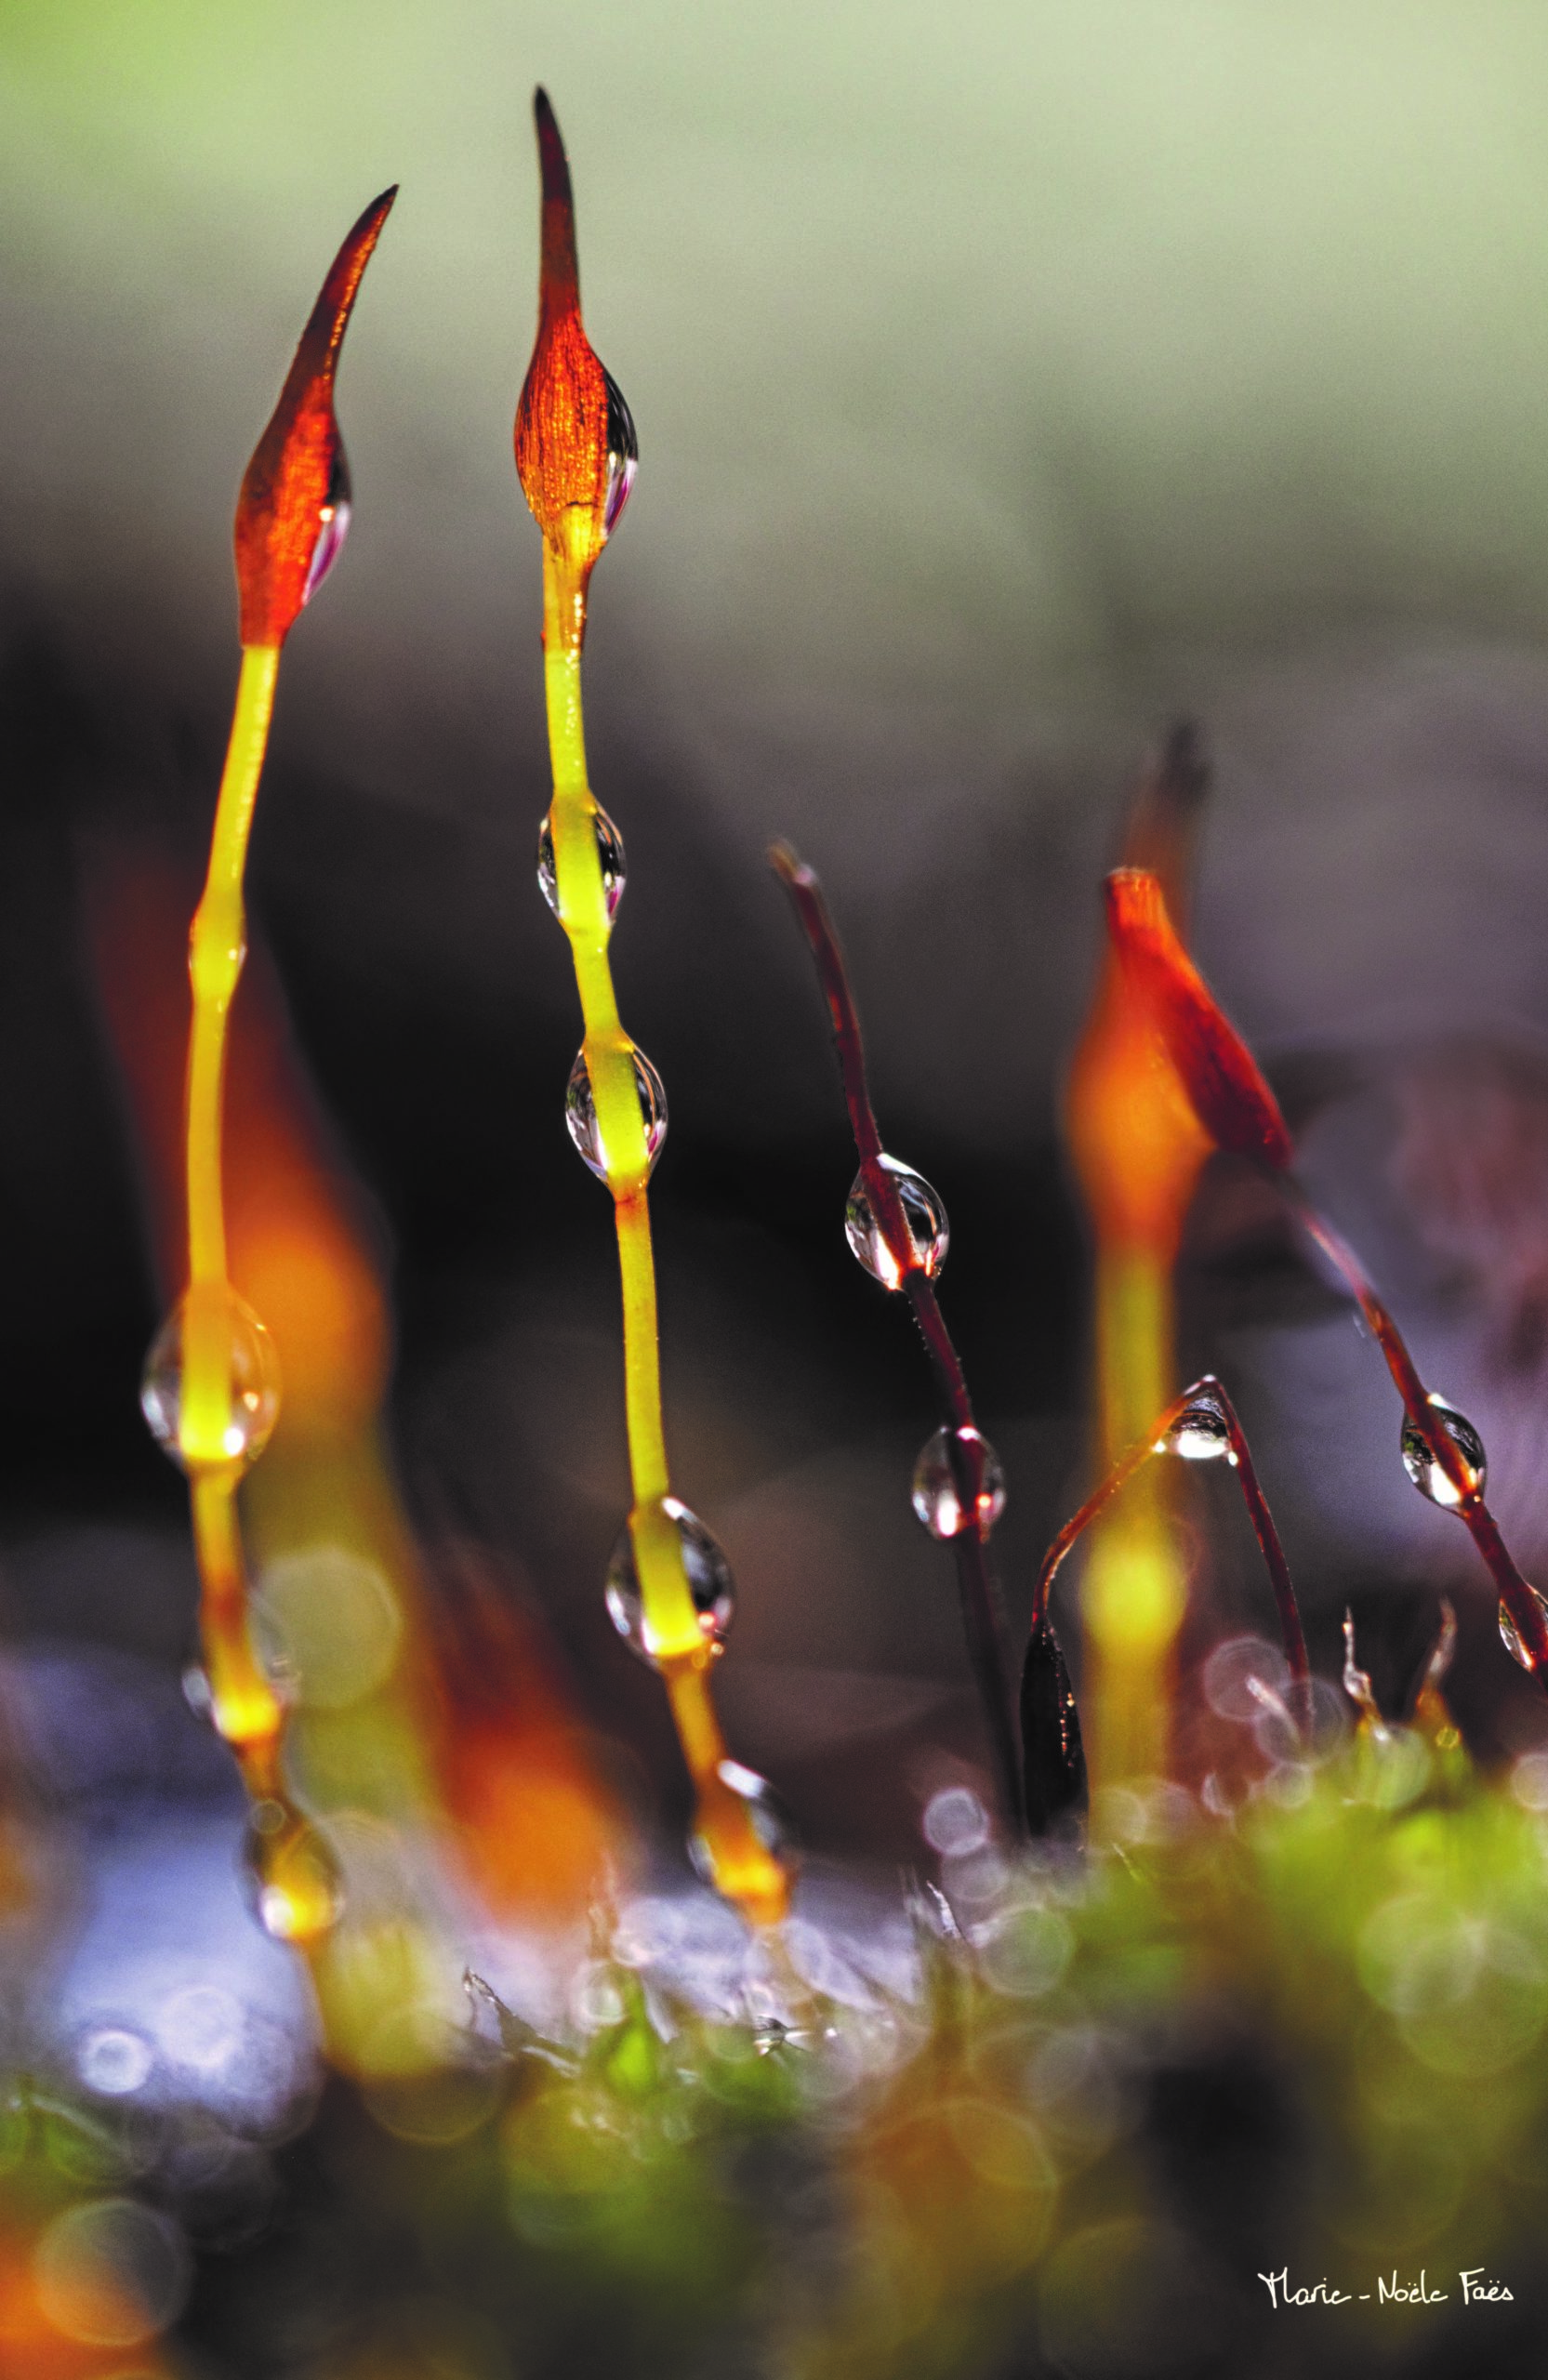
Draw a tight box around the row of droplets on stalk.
[538,803,794,1883]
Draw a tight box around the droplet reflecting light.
[564,1045,667,1181]
[1400,1394,1487,1508]
[243,1800,343,1946]
[911,1425,1006,1539]
[301,451,352,605]
[689,1759,797,1885]
[844,1156,948,1289]
[602,368,638,536]
[605,1497,734,1666]
[537,804,626,919]
[1160,1389,1233,1462]
[1500,1585,1548,1672]
[141,1288,280,1475]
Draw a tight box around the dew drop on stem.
[688,1759,797,1884]
[564,1045,667,1180]
[141,1288,281,1476]
[1400,1394,1487,1507]
[844,1156,948,1289]
[602,368,638,536]
[605,1497,735,1667]
[300,448,351,605]
[536,804,626,919]
[911,1425,1006,1540]
[1500,1585,1548,1672]
[1159,1388,1233,1462]
[243,1798,343,1947]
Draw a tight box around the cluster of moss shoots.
[14,89,1548,2380]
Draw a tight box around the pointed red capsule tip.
[233,187,398,649]
[533,87,574,214]
[1105,867,1293,1170]
[514,95,637,567]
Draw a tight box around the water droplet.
[564,1045,667,1182]
[536,804,626,919]
[141,1288,280,1476]
[1500,1585,1548,1671]
[1400,1394,1486,1507]
[844,1157,949,1289]
[911,1425,1006,1539]
[1160,1388,1233,1462]
[242,1800,342,1947]
[605,1497,734,1666]
[301,449,351,605]
[602,368,638,536]
[688,1759,797,1885]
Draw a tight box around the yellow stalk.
[1080,1249,1186,1793]
[187,645,277,1290]
[1065,949,1207,1814]
[191,1468,282,1761]
[540,545,787,1923]
[181,642,286,1755]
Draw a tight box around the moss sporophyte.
[516,92,790,1928]
[45,85,1548,2380]
[140,189,396,1951]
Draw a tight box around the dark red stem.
[1280,1174,1548,1683]
[769,840,1022,1827]
[1032,1374,1310,1727]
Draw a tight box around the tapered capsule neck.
[299,186,398,381]
[534,88,581,320]
[233,185,397,648]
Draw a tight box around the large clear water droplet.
[301,447,352,605]
[141,1288,281,1475]
[605,1497,734,1667]
[1400,1395,1487,1507]
[688,1759,797,1885]
[1160,1388,1233,1462]
[911,1425,1006,1540]
[1500,1585,1548,1671]
[536,805,626,920]
[243,1799,343,1947]
[602,367,638,536]
[844,1157,949,1289]
[564,1045,667,1182]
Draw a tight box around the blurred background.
[5,0,1548,1946]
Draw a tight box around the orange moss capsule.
[234,186,397,648]
[514,89,637,586]
[1104,866,1292,1170]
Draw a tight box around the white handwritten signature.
[1258,2268,1514,2309]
